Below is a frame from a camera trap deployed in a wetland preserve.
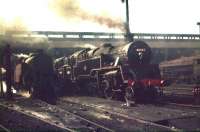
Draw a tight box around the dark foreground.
[0,93,200,131]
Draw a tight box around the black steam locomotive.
[55,41,165,102]
[9,51,57,104]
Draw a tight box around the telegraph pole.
[197,22,200,34]
[122,0,133,42]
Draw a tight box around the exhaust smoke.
[49,0,125,31]
[0,19,49,49]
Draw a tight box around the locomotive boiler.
[56,40,164,102]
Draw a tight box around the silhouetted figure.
[32,49,56,105]
[14,58,23,91]
[2,44,13,100]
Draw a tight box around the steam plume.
[73,43,97,49]
[0,18,27,35]
[0,19,49,49]
[49,0,125,31]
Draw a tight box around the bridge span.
[2,31,200,62]
[7,31,200,48]
[34,31,200,61]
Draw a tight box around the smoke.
[0,18,49,49]
[49,0,125,31]
[74,43,97,49]
[49,42,97,49]
[0,34,49,50]
[0,18,27,34]
[0,35,49,51]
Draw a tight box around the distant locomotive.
[55,41,165,102]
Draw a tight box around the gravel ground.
[60,96,200,130]
[0,104,67,132]
[0,93,200,131]
[57,99,172,131]
[0,97,110,132]
[0,96,173,132]
[61,96,199,122]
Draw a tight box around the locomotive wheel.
[85,82,97,96]
[77,80,87,95]
[101,79,113,99]
[134,87,143,103]
[148,86,158,102]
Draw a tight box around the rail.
[0,124,10,132]
[59,98,178,131]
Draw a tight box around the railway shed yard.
[0,90,200,131]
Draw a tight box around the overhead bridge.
[28,31,200,40]
[4,31,200,48]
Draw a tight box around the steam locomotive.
[4,50,57,104]
[55,40,165,102]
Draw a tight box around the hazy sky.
[0,0,200,34]
[130,0,200,34]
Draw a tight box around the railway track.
[162,102,200,109]
[58,100,175,131]
[163,93,197,105]
[1,94,199,131]
[60,96,200,131]
[0,124,10,132]
[42,102,114,132]
[0,96,178,131]
[0,97,113,132]
[59,97,178,131]
[0,102,73,132]
[33,101,114,132]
